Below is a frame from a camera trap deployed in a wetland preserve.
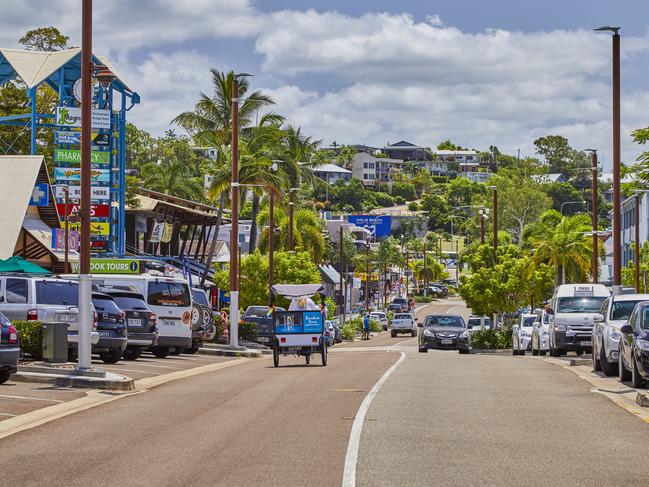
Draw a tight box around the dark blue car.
[0,312,19,384]
[619,301,649,388]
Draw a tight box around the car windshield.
[147,282,191,307]
[610,300,643,321]
[522,316,536,326]
[112,295,148,311]
[394,314,411,319]
[426,316,465,327]
[557,297,606,313]
[244,306,270,318]
[191,289,209,306]
[372,313,386,318]
[392,299,406,304]
[35,281,79,306]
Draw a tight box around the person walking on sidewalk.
[363,313,371,340]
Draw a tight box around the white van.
[547,284,610,357]
[65,274,193,358]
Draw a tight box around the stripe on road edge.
[342,351,406,487]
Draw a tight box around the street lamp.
[478,208,489,244]
[584,149,599,283]
[487,186,498,257]
[288,187,299,251]
[595,26,622,293]
[560,200,588,215]
[632,190,649,292]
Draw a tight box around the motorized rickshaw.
[270,284,328,367]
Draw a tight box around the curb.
[568,358,591,366]
[470,349,512,355]
[636,391,649,407]
[12,371,134,391]
[197,347,262,358]
[18,365,106,378]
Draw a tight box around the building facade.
[313,163,352,184]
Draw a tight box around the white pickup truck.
[391,312,417,337]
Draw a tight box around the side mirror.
[417,322,423,327]
[593,313,604,323]
[620,324,633,334]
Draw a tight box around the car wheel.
[184,344,200,355]
[519,349,526,356]
[0,371,11,384]
[601,345,616,377]
[459,349,469,354]
[411,330,416,337]
[152,347,170,359]
[391,331,396,338]
[632,354,645,388]
[592,342,601,371]
[512,348,518,356]
[575,350,583,356]
[540,349,547,356]
[273,343,279,367]
[305,354,311,365]
[99,349,122,364]
[619,348,631,382]
[418,347,428,353]
[122,348,142,361]
[170,348,182,356]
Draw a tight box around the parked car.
[82,275,193,358]
[592,293,649,376]
[512,313,537,355]
[618,301,649,387]
[240,305,286,346]
[390,298,409,313]
[105,290,159,361]
[0,276,99,359]
[324,320,335,347]
[467,316,492,332]
[327,319,342,343]
[0,312,19,384]
[91,293,128,364]
[188,288,216,353]
[391,312,417,337]
[547,284,610,357]
[418,314,470,354]
[369,311,389,331]
[531,309,551,356]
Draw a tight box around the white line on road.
[0,413,17,417]
[0,394,64,403]
[342,351,406,487]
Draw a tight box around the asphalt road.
[2,298,649,487]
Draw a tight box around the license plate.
[441,339,453,344]
[128,318,143,327]
[581,340,592,346]
[258,337,269,343]
[57,313,75,322]
[161,319,177,326]
[98,331,111,337]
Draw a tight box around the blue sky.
[2,1,649,168]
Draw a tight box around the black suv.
[91,293,128,364]
[0,312,19,384]
[240,305,285,346]
[389,298,409,312]
[107,291,158,361]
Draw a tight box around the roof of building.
[0,156,44,259]
[313,163,352,174]
[128,189,228,226]
[385,140,424,149]
[600,173,635,184]
[431,150,478,155]
[531,173,568,183]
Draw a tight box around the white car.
[531,309,551,356]
[592,293,649,376]
[370,312,389,331]
[391,313,417,337]
[512,313,536,355]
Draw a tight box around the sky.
[2,0,649,169]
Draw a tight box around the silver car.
[512,313,536,355]
[531,309,551,356]
[592,294,649,376]
[369,311,389,331]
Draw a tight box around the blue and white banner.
[54,167,110,182]
[347,215,393,238]
[55,131,81,145]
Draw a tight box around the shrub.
[14,321,43,360]
[413,295,433,303]
[394,196,405,205]
[374,192,395,207]
[238,320,258,342]
[391,182,417,201]
[470,326,512,349]
[408,201,420,212]
[341,323,357,340]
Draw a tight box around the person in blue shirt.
[363,313,370,340]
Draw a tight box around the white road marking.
[342,351,406,487]
[104,368,158,375]
[0,413,17,417]
[0,394,63,403]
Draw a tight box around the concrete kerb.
[12,370,134,391]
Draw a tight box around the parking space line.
[0,413,17,417]
[113,363,180,370]
[0,394,64,403]
[105,368,158,375]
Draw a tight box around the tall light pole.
[77,0,93,370]
[478,208,489,244]
[268,189,274,305]
[595,26,621,292]
[339,225,344,317]
[635,192,641,293]
[584,149,599,283]
[288,188,298,251]
[365,237,370,312]
[488,186,498,258]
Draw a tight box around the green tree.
[421,194,450,232]
[545,181,585,215]
[412,169,434,196]
[258,207,327,263]
[437,139,465,150]
[446,177,486,208]
[534,135,591,182]
[391,181,417,201]
[19,26,69,51]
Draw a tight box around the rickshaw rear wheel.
[305,354,311,365]
[273,343,279,367]
[321,341,328,367]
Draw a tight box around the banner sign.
[51,228,80,251]
[92,133,110,146]
[55,148,110,164]
[54,167,110,182]
[56,107,110,129]
[91,240,109,252]
[149,222,164,243]
[71,259,140,274]
[64,221,110,236]
[347,215,392,238]
[55,131,81,145]
[54,185,110,201]
[274,310,323,334]
[56,203,110,218]
[29,183,49,206]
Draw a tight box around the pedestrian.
[363,313,370,340]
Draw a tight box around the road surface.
[1,298,648,486]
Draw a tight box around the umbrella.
[0,256,50,274]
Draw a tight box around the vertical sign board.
[29,183,50,206]
[347,215,393,239]
[51,228,80,251]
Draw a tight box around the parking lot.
[0,351,238,421]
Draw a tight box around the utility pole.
[405,249,409,297]
[586,149,599,283]
[339,226,344,317]
[64,186,69,273]
[635,192,641,293]
[479,210,485,244]
[77,0,93,370]
[268,191,274,305]
[229,75,241,347]
[288,189,295,251]
[492,187,498,256]
[365,238,370,312]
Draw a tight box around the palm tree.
[257,207,326,263]
[140,157,204,201]
[530,211,593,285]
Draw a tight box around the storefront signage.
[56,203,110,218]
[54,185,110,201]
[55,131,81,145]
[71,259,140,274]
[347,215,393,238]
[56,106,110,129]
[55,148,110,164]
[64,221,110,236]
[54,167,110,182]
[29,183,49,206]
[51,228,80,251]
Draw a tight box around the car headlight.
[554,323,566,332]
[521,330,530,337]
[423,328,435,337]
[636,339,649,352]
[609,329,622,341]
[460,331,469,338]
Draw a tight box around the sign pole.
[64,186,69,273]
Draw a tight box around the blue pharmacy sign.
[29,183,49,206]
[347,215,392,238]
